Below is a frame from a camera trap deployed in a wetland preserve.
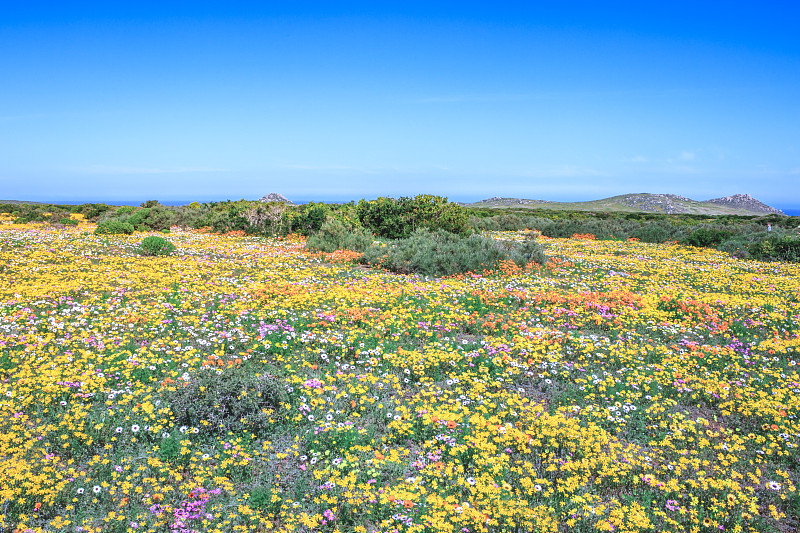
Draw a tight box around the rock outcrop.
[618,193,693,214]
[705,194,783,215]
[257,193,295,205]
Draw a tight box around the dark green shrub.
[166,367,285,437]
[81,203,110,220]
[356,195,469,239]
[630,222,686,243]
[137,235,176,256]
[771,236,800,262]
[410,194,470,236]
[356,197,411,239]
[58,217,79,226]
[749,236,800,262]
[469,214,552,232]
[94,220,134,235]
[123,206,176,231]
[293,203,327,236]
[681,227,732,248]
[306,220,373,253]
[361,228,546,277]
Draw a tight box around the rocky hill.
[257,193,295,205]
[704,194,783,215]
[468,193,784,216]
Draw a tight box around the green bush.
[748,236,800,262]
[356,197,411,239]
[137,235,176,256]
[630,222,687,243]
[356,195,469,239]
[361,228,546,277]
[166,366,285,437]
[469,214,551,232]
[681,227,732,248]
[125,206,177,231]
[94,220,134,235]
[58,217,79,226]
[292,203,327,236]
[306,220,373,253]
[81,203,110,220]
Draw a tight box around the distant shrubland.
[2,196,798,262]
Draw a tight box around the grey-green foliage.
[361,228,546,277]
[305,219,373,253]
[166,366,285,437]
[469,214,552,232]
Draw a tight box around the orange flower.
[403,500,414,509]
[446,420,457,429]
[375,451,385,460]
[34,502,42,511]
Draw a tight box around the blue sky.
[1,2,799,208]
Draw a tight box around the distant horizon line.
[3,195,800,205]
[3,196,799,214]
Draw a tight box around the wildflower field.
[1,224,798,533]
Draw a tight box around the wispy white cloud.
[77,165,229,175]
[626,155,648,163]
[679,151,695,161]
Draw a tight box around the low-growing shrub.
[469,214,552,232]
[125,206,177,231]
[749,236,800,262]
[630,222,684,243]
[361,228,546,277]
[94,220,134,235]
[306,220,373,253]
[137,235,176,256]
[58,217,79,226]
[681,227,732,248]
[167,366,285,437]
